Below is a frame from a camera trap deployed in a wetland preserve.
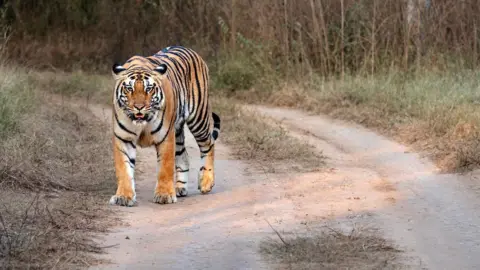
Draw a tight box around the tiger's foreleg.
[110,136,137,207]
[175,128,190,197]
[153,128,177,204]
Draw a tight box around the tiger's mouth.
[130,112,148,121]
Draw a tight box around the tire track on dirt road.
[252,105,480,270]
[87,103,270,269]
[86,101,425,269]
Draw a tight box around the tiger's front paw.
[198,168,215,194]
[109,194,136,207]
[153,189,177,204]
[175,182,188,197]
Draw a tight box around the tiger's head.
[111,57,168,124]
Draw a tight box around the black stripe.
[147,57,161,66]
[212,130,219,140]
[191,100,207,132]
[176,180,187,184]
[212,112,221,129]
[117,94,124,108]
[190,117,207,134]
[184,49,202,108]
[172,49,195,109]
[175,124,185,137]
[162,55,187,76]
[114,133,136,149]
[168,50,190,64]
[194,126,210,141]
[195,136,210,144]
[176,148,186,156]
[200,144,214,154]
[117,147,136,166]
[115,112,137,135]
[151,112,165,135]
[163,61,186,93]
[176,169,189,173]
[154,122,174,147]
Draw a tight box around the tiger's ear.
[112,63,126,76]
[153,64,167,75]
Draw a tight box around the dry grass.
[0,67,116,269]
[259,227,403,270]
[0,192,113,269]
[29,70,112,105]
[212,97,324,173]
[3,1,479,76]
[26,70,324,175]
[215,69,480,173]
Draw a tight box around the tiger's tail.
[212,112,221,141]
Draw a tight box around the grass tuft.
[259,227,402,270]
[212,97,324,172]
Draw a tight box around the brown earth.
[87,103,480,270]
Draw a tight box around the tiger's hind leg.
[187,112,221,194]
[198,146,215,194]
[175,127,190,197]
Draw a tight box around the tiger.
[109,46,221,207]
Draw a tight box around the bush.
[212,54,258,92]
[0,67,35,139]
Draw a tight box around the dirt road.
[254,105,480,270]
[89,104,273,269]
[89,103,480,269]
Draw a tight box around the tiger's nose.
[134,104,145,110]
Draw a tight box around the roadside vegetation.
[213,65,480,172]
[212,97,324,173]
[0,0,477,268]
[2,1,477,172]
[260,226,403,270]
[0,66,116,268]
[0,65,325,268]
[30,69,325,173]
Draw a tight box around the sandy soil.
[87,103,480,270]
[253,105,480,270]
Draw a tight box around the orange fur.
[137,131,154,147]
[199,146,215,193]
[112,137,135,200]
[110,46,221,206]
[155,129,176,198]
[153,81,177,202]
